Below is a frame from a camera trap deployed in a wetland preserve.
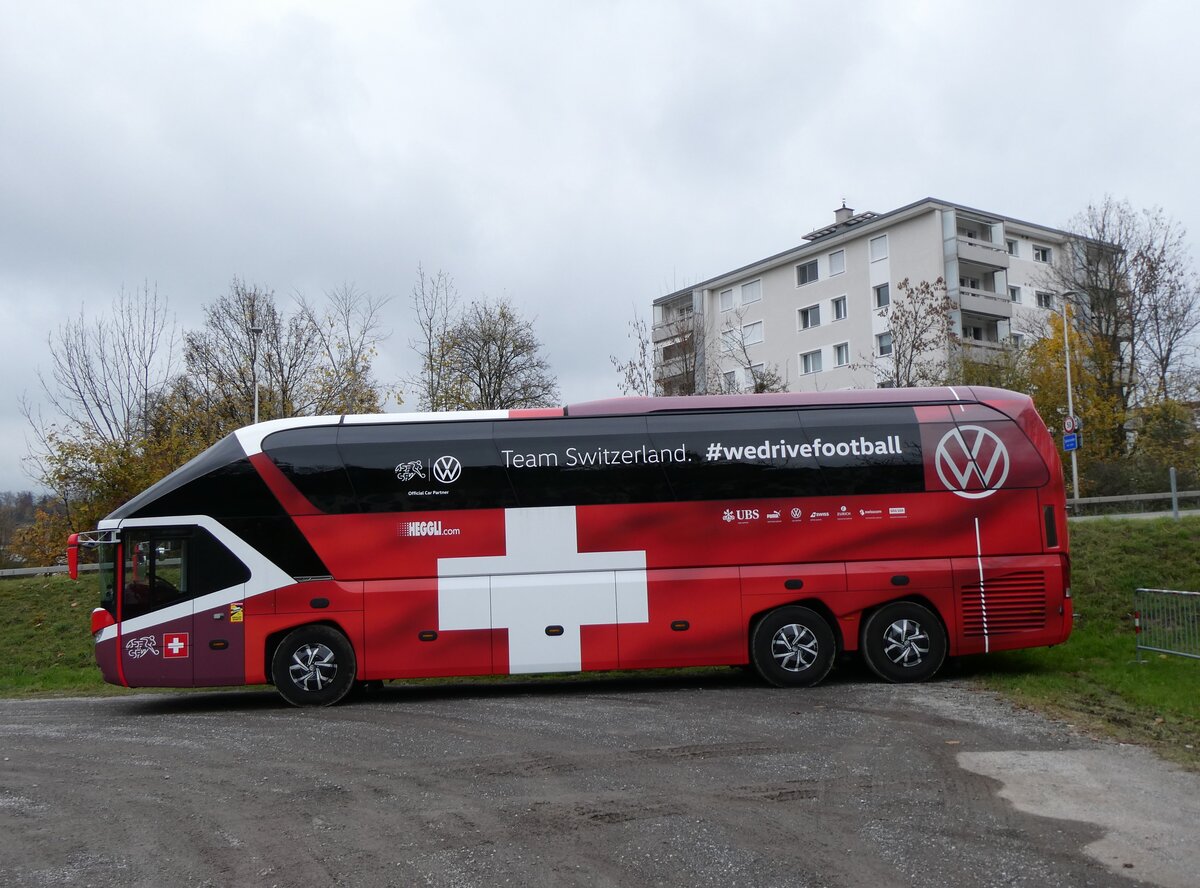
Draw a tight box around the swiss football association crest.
[934,426,1010,499]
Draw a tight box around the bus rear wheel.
[750,606,836,688]
[272,625,357,707]
[861,602,947,683]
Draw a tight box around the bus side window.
[189,529,250,596]
[647,410,807,501]
[122,530,187,621]
[338,421,517,512]
[120,528,249,621]
[261,425,358,514]
[798,406,926,496]
[497,416,673,507]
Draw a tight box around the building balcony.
[652,322,679,344]
[958,286,1013,319]
[962,337,1007,352]
[957,236,1010,269]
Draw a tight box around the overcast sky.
[2,0,1198,493]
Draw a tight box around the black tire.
[861,601,947,683]
[750,606,836,688]
[271,625,357,707]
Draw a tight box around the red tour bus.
[70,386,1071,706]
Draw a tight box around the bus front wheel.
[272,625,357,707]
[750,606,836,688]
[861,602,947,683]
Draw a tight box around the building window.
[1006,239,1018,256]
[874,283,890,308]
[877,332,893,356]
[743,321,764,345]
[834,342,849,366]
[719,288,733,311]
[795,260,818,286]
[829,250,845,276]
[1033,245,1052,263]
[869,235,888,261]
[1009,286,1021,303]
[745,364,764,387]
[963,324,984,341]
[1036,290,1054,309]
[960,276,980,290]
[800,350,822,375]
[799,305,821,330]
[723,370,737,390]
[741,279,762,304]
[1010,332,1026,347]
[832,296,847,320]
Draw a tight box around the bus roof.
[566,386,1000,416]
[225,386,1029,457]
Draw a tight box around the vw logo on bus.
[432,455,462,484]
[934,426,1010,499]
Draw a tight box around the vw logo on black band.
[432,455,462,484]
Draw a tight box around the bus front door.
[118,532,194,688]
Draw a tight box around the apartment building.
[652,197,1084,393]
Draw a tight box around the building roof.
[653,196,1101,306]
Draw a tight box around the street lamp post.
[1059,293,1080,502]
[250,325,264,425]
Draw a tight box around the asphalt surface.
[1,670,1196,888]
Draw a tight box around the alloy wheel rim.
[771,623,819,672]
[882,619,930,667]
[288,643,337,691]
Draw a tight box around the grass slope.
[0,574,127,696]
[960,516,1200,768]
[2,518,1197,766]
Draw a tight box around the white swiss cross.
[163,632,189,659]
[437,506,648,673]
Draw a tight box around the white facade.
[652,198,1079,392]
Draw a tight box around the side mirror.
[67,533,79,581]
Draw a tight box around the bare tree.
[1045,199,1200,438]
[445,297,559,409]
[714,308,788,393]
[1130,213,1200,400]
[25,282,176,450]
[180,278,390,433]
[856,277,957,387]
[610,309,658,396]
[405,265,466,410]
[21,283,179,549]
[655,311,706,396]
[297,283,392,414]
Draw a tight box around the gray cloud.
[2,0,1197,492]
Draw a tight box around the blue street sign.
[1063,432,1079,452]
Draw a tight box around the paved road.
[2,671,1196,888]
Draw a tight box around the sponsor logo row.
[722,505,909,525]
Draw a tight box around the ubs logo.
[432,455,462,484]
[935,426,1010,499]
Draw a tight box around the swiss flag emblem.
[163,633,190,659]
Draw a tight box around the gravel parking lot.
[1,671,1196,888]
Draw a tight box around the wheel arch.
[264,619,358,684]
[858,594,949,649]
[747,598,844,659]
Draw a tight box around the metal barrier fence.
[1134,588,1200,662]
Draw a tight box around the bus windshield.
[98,541,118,619]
